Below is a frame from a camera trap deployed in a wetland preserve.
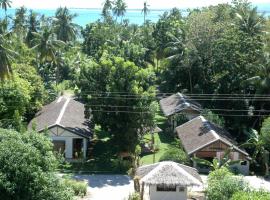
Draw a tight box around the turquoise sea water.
[1,3,269,27]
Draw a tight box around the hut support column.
[140,182,145,200]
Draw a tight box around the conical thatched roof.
[136,161,202,186]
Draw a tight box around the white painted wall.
[48,126,88,159]
[148,185,187,200]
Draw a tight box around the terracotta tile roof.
[28,96,92,138]
[159,93,202,117]
[176,116,249,156]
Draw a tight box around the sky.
[11,0,270,9]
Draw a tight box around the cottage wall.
[48,126,88,159]
[148,185,187,200]
[193,140,250,175]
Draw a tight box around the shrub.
[206,168,248,200]
[0,129,74,200]
[231,190,270,200]
[63,178,88,197]
[159,147,188,164]
[112,158,133,173]
[127,192,140,200]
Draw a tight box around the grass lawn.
[61,126,129,174]
[140,111,179,165]
[61,110,178,172]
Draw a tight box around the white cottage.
[28,96,92,160]
[136,161,202,200]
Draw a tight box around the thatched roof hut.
[136,161,202,187]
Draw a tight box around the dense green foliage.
[231,190,270,200]
[0,129,74,200]
[63,178,87,197]
[0,0,270,172]
[206,168,248,200]
[159,147,188,164]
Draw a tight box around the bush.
[231,190,270,200]
[0,129,74,200]
[127,192,140,200]
[206,168,248,200]
[63,178,88,197]
[159,147,188,164]
[112,158,133,173]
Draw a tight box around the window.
[241,161,247,166]
[156,185,176,192]
[179,187,185,192]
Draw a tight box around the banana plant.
[192,147,242,171]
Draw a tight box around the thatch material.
[28,96,92,138]
[136,161,202,186]
[176,116,249,157]
[159,93,202,117]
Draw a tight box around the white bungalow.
[136,161,202,200]
[28,96,92,160]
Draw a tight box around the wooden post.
[140,182,145,200]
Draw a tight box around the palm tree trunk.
[144,13,146,25]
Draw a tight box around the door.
[73,138,83,159]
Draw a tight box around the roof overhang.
[38,124,91,139]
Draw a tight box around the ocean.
[1,3,269,27]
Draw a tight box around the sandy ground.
[73,175,134,200]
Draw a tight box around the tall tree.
[77,55,157,152]
[53,7,79,42]
[102,0,113,19]
[26,10,39,47]
[0,0,12,21]
[112,0,127,23]
[141,1,150,24]
[32,27,64,64]
[32,27,65,84]
[235,3,264,36]
[13,6,27,38]
[0,32,16,80]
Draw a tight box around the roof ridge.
[175,115,203,130]
[201,116,221,140]
[55,97,71,125]
[172,162,202,185]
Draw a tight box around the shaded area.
[73,174,132,188]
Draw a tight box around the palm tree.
[0,0,12,21]
[0,32,16,80]
[102,0,113,19]
[32,27,65,64]
[112,0,127,23]
[13,6,27,39]
[53,7,79,42]
[26,10,39,47]
[32,27,65,84]
[141,1,150,24]
[165,31,194,92]
[192,147,242,171]
[235,7,264,36]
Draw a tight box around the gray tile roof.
[176,116,249,156]
[28,96,91,138]
[159,93,202,117]
[136,161,202,186]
